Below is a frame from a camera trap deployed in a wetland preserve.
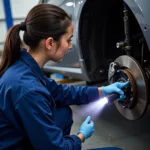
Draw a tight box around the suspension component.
[116,3,132,55]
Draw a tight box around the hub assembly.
[108,55,149,120]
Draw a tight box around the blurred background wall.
[0,0,39,54]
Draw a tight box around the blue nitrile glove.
[101,81,129,101]
[78,116,95,140]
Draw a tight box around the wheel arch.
[78,0,149,82]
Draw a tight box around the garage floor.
[68,81,150,150]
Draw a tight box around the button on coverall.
[0,50,99,150]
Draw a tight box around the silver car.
[40,0,150,120]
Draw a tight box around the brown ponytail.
[0,24,21,76]
[0,3,71,76]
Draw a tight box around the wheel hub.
[108,55,148,120]
[111,68,137,109]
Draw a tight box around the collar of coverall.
[20,48,47,87]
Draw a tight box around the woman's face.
[50,23,73,62]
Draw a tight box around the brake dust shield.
[110,55,148,120]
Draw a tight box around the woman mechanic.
[0,3,129,150]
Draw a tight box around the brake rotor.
[111,55,148,120]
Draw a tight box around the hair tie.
[20,22,26,31]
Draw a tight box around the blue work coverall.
[0,50,99,150]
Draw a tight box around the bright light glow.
[97,97,108,107]
[66,2,74,6]
[76,97,109,121]
[78,1,83,4]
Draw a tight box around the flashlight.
[101,82,131,105]
[99,93,120,106]
[106,93,120,102]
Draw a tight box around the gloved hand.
[101,81,129,101]
[78,116,94,140]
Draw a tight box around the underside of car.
[79,0,150,120]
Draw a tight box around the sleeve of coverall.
[45,78,99,106]
[15,90,82,150]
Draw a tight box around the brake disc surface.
[112,55,148,120]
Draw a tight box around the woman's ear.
[45,37,54,51]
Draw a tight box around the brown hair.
[0,4,71,76]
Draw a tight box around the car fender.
[124,0,150,50]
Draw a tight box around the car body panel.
[41,0,150,81]
[124,0,150,49]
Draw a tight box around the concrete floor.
[69,82,150,150]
